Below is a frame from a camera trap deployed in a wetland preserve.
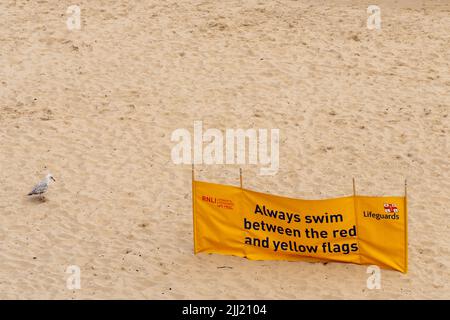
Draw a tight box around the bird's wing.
[29,181,48,195]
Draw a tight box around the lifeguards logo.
[363,203,400,220]
[201,195,234,210]
[383,203,398,213]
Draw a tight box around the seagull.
[28,173,56,200]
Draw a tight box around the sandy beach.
[0,0,449,299]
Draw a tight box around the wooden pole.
[352,177,356,196]
[192,164,196,253]
[239,168,243,188]
[404,179,407,198]
[352,176,362,264]
[404,178,408,273]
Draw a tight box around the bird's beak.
[51,177,56,182]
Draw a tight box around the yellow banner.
[193,180,408,273]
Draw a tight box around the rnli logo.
[202,196,216,204]
[201,195,234,210]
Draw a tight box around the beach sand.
[0,0,449,299]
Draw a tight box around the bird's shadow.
[26,196,48,204]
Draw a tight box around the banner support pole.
[404,179,407,198]
[351,177,362,264]
[352,177,356,196]
[239,168,243,189]
[192,164,196,253]
[404,178,408,273]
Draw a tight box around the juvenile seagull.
[28,173,56,199]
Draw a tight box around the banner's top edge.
[193,180,406,201]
